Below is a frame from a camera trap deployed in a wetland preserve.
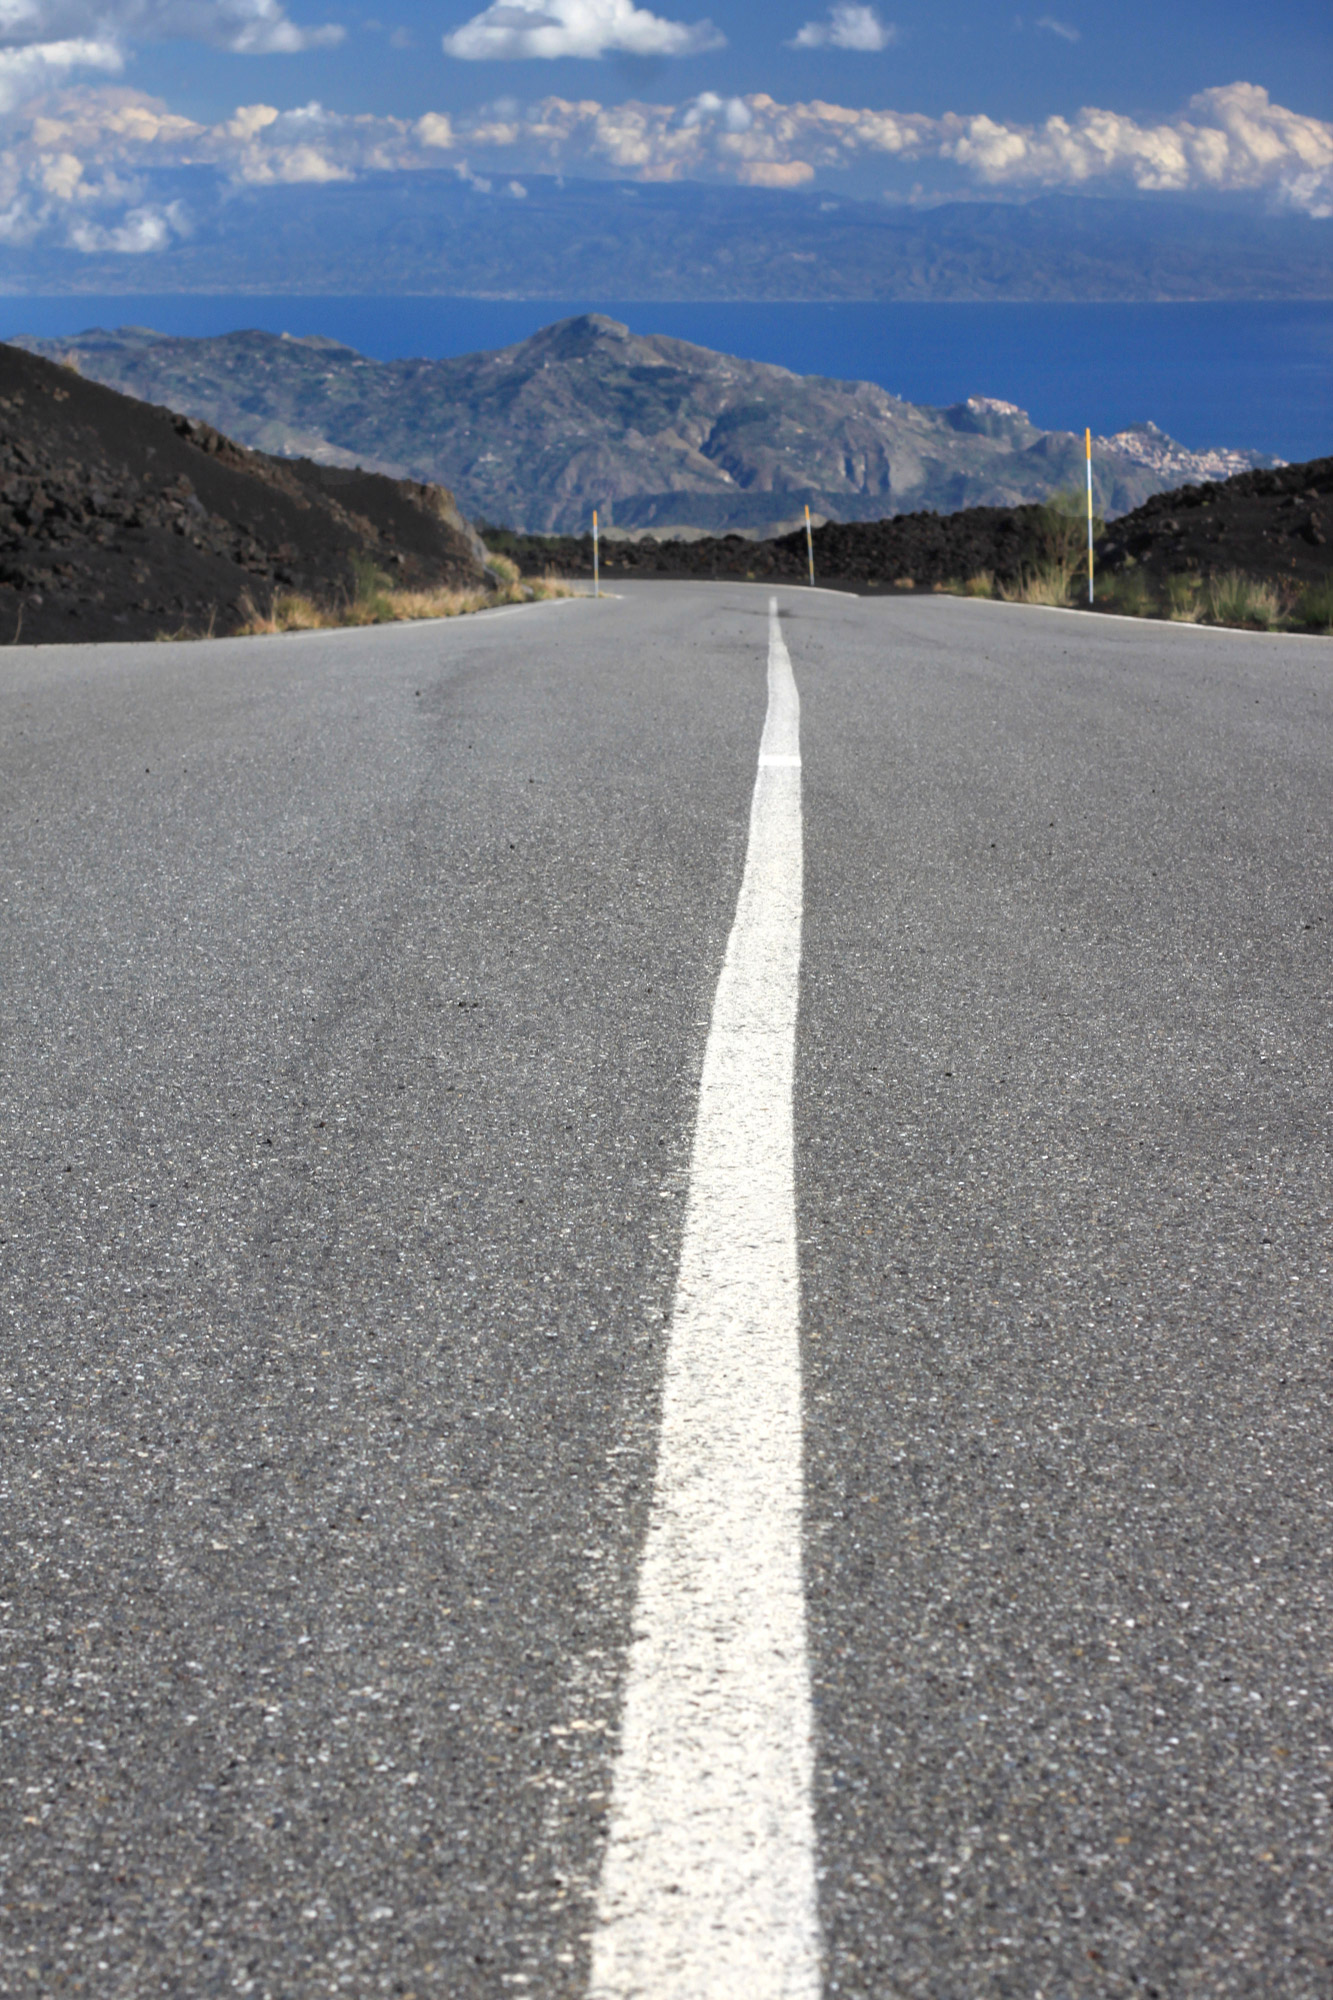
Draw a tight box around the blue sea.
[3,297,1329,465]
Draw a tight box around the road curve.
[2,584,1330,1998]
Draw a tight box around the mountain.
[1,175,1329,302]
[14,316,1279,538]
[0,342,486,645]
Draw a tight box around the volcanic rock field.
[0,343,487,645]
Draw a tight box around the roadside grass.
[943,563,1332,636]
[1295,575,1333,634]
[231,569,576,638]
[998,559,1077,607]
[1205,570,1284,630]
[1099,568,1156,619]
[1166,574,1204,622]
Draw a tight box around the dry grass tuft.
[928,558,1324,636]
[1165,574,1203,622]
[999,560,1076,607]
[234,572,577,638]
[1204,570,1284,630]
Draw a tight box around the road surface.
[2,584,1330,1998]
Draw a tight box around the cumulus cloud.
[470,80,1333,210]
[936,82,1333,203]
[0,0,342,56]
[790,4,895,51]
[442,0,723,61]
[3,77,1331,254]
[0,36,120,111]
[415,109,454,148]
[682,90,750,132]
[67,196,185,247]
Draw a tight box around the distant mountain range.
[17,314,1281,537]
[2,176,1329,303]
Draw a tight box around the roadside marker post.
[593,509,600,599]
[1086,429,1095,605]
[804,504,815,588]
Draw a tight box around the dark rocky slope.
[495,454,1333,599]
[0,343,486,645]
[494,504,1056,592]
[1096,458,1333,588]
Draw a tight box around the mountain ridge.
[2,178,1329,302]
[14,315,1280,538]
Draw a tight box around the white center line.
[590,599,818,2000]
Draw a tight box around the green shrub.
[1039,487,1103,571]
[1101,569,1156,618]
[1294,575,1333,633]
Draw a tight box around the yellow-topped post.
[805,504,815,588]
[1085,429,1094,606]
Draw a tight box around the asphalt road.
[1,585,1330,1999]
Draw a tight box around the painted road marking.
[590,599,818,2000]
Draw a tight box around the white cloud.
[415,109,454,148]
[682,90,750,132]
[224,100,278,139]
[0,36,119,111]
[1035,16,1079,42]
[790,4,895,51]
[67,197,184,247]
[4,77,1331,254]
[442,0,723,61]
[936,83,1333,205]
[0,0,342,56]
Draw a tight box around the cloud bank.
[442,0,724,61]
[435,82,1333,210]
[1,79,1329,255]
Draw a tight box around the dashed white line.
[590,598,818,2000]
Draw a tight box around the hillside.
[4,177,1331,303]
[17,316,1278,540]
[486,455,1333,602]
[0,344,487,645]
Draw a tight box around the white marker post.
[1086,429,1095,606]
[593,508,600,599]
[804,504,815,589]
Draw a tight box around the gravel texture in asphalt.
[793,595,1333,1997]
[1,585,1330,1998]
